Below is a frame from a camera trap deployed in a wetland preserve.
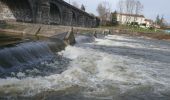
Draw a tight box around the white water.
[0,35,170,100]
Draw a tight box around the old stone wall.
[0,0,99,27]
[0,0,33,22]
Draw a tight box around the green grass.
[98,25,165,34]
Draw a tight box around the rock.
[64,27,76,45]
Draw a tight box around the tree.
[160,16,165,26]
[97,3,106,19]
[134,1,143,21]
[124,0,136,23]
[117,0,125,23]
[155,15,167,27]
[155,15,161,25]
[111,11,118,25]
[72,1,79,8]
[97,1,111,25]
[117,0,143,24]
[81,4,85,11]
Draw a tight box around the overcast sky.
[64,0,170,23]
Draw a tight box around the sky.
[64,0,170,23]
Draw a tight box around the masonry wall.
[0,0,33,22]
[0,0,99,27]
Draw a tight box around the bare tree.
[135,1,143,14]
[117,0,124,13]
[117,0,143,24]
[117,0,125,23]
[134,1,143,21]
[124,0,136,23]
[97,1,111,25]
[72,1,79,8]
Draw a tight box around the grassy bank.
[98,25,164,33]
[96,25,170,40]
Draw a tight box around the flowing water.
[0,41,69,78]
[0,34,170,100]
[165,30,170,33]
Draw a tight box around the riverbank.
[1,22,170,42]
[96,25,170,41]
[112,29,170,41]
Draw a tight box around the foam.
[0,35,170,99]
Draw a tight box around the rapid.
[0,34,170,100]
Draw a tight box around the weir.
[0,40,65,78]
[0,28,76,78]
[0,42,54,70]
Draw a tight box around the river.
[0,34,170,100]
[165,30,170,33]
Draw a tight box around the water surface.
[165,30,170,33]
[0,34,170,100]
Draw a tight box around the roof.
[116,13,145,18]
[145,19,153,22]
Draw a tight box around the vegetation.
[96,0,168,35]
[81,4,85,11]
[117,0,143,23]
[99,24,164,33]
[96,1,111,25]
[155,15,167,28]
[111,11,118,26]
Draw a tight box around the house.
[115,13,145,25]
[111,12,156,28]
[153,24,161,29]
[144,19,154,28]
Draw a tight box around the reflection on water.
[0,34,170,100]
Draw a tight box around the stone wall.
[0,0,33,22]
[0,0,100,27]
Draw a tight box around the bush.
[149,27,154,30]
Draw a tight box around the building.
[153,24,161,29]
[111,12,156,28]
[144,19,154,28]
[116,13,145,25]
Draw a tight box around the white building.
[144,19,154,28]
[112,13,155,28]
[116,13,145,25]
